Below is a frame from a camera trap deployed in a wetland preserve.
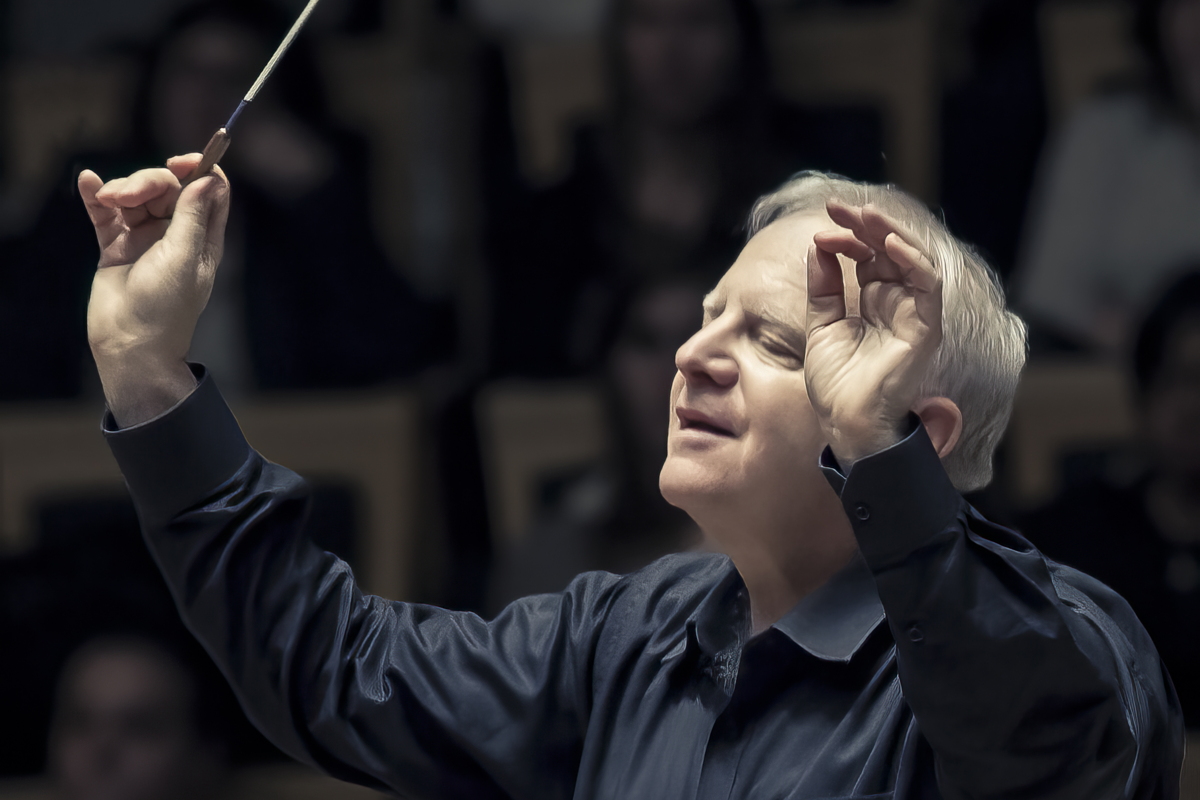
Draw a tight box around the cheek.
[742,376,824,474]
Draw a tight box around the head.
[133,0,329,155]
[608,0,769,127]
[659,172,1027,533]
[1134,271,1200,483]
[48,636,228,800]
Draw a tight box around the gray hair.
[749,171,1027,492]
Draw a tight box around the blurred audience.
[48,636,231,800]
[1023,271,1200,725]
[0,0,446,401]
[488,279,704,610]
[485,0,884,378]
[0,494,285,779]
[1015,0,1200,351]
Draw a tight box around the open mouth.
[677,408,735,437]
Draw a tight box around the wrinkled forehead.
[704,212,835,327]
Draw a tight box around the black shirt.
[105,369,1183,798]
[1024,472,1200,727]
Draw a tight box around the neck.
[701,493,858,634]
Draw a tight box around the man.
[48,635,230,800]
[78,154,1182,798]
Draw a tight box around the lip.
[675,407,737,437]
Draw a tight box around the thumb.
[160,167,230,277]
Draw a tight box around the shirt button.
[853,503,870,521]
[907,624,924,643]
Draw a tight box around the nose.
[675,320,738,388]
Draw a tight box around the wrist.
[95,353,197,429]
[826,414,909,468]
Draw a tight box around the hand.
[79,154,230,426]
[804,201,942,466]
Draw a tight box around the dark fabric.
[1023,473,1200,727]
[105,370,1183,799]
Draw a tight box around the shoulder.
[1045,559,1173,701]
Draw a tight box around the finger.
[95,167,181,213]
[885,233,942,331]
[860,205,923,254]
[884,233,938,293]
[812,228,874,263]
[78,170,119,233]
[166,153,204,181]
[825,199,865,236]
[159,168,231,279]
[806,243,846,332]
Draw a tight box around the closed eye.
[759,335,803,365]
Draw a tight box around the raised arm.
[805,203,1183,796]
[81,158,600,798]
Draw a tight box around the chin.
[658,453,735,514]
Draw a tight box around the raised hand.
[804,201,943,465]
[79,154,230,426]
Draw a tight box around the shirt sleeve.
[821,423,1184,799]
[105,367,605,800]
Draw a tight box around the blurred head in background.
[133,0,335,199]
[48,635,229,800]
[612,0,767,128]
[607,279,707,493]
[1135,271,1200,488]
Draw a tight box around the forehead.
[706,212,836,322]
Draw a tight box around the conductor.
[79,153,1182,798]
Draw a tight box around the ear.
[912,396,963,459]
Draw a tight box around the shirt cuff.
[819,416,963,570]
[104,364,252,525]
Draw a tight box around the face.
[621,0,741,126]
[151,21,266,154]
[49,645,217,800]
[660,214,839,526]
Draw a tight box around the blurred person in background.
[0,0,444,401]
[0,494,284,780]
[486,0,884,378]
[1023,270,1200,725]
[48,635,231,800]
[1015,0,1200,351]
[487,278,705,609]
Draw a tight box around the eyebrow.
[745,300,804,337]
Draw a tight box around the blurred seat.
[0,762,391,799]
[475,380,607,544]
[1038,0,1141,127]
[763,0,941,201]
[0,390,423,599]
[0,56,133,232]
[229,761,391,799]
[1006,357,1137,509]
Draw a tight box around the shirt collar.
[771,551,886,663]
